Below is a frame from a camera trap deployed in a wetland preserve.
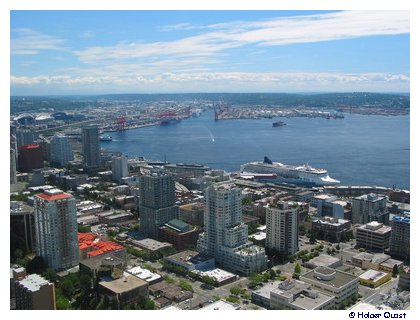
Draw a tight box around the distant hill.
[10,92,410,113]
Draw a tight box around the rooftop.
[306,254,341,268]
[301,266,358,289]
[200,300,239,310]
[37,189,72,201]
[19,144,40,150]
[99,274,148,294]
[392,216,410,224]
[192,268,236,282]
[357,222,392,234]
[125,267,161,283]
[132,238,172,251]
[359,269,389,282]
[18,274,50,292]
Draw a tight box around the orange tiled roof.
[78,232,124,257]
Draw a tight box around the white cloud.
[74,11,409,64]
[11,28,66,55]
[11,71,410,89]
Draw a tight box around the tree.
[392,264,399,277]
[298,224,306,235]
[56,296,71,310]
[335,244,340,250]
[43,268,58,282]
[294,263,301,274]
[309,233,316,244]
[26,256,47,274]
[60,279,76,299]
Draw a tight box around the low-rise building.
[79,254,126,284]
[356,221,392,251]
[312,216,351,242]
[125,266,162,285]
[270,279,335,310]
[99,275,149,309]
[359,269,392,288]
[164,250,215,272]
[131,238,173,253]
[251,279,334,310]
[178,202,205,227]
[191,268,238,287]
[200,300,240,310]
[158,219,199,250]
[351,252,403,272]
[303,254,342,269]
[300,266,359,306]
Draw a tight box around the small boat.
[100,134,113,142]
[272,121,286,127]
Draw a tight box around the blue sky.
[10,10,410,95]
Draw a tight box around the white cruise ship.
[240,156,340,186]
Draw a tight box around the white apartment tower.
[50,134,74,167]
[34,189,79,271]
[197,181,267,275]
[112,155,129,182]
[266,202,299,256]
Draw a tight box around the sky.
[10,10,410,95]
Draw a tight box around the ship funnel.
[263,156,273,164]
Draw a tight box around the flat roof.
[133,238,172,251]
[359,270,389,282]
[165,250,200,266]
[192,268,236,282]
[301,266,358,289]
[253,281,282,300]
[307,254,341,267]
[99,274,147,294]
[200,300,239,310]
[37,189,72,201]
[357,223,391,234]
[291,290,334,310]
[125,267,161,283]
[18,274,50,292]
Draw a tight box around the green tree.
[309,233,316,244]
[294,263,301,274]
[179,279,193,292]
[56,296,72,310]
[43,268,58,282]
[26,256,47,274]
[392,264,399,277]
[60,279,76,299]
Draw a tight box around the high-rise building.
[112,155,128,182]
[50,134,74,167]
[18,144,44,172]
[82,125,100,169]
[34,189,79,270]
[139,173,179,239]
[389,216,410,260]
[16,128,35,148]
[10,148,17,184]
[14,273,56,310]
[11,201,36,254]
[266,202,299,256]
[197,181,267,275]
[351,193,389,225]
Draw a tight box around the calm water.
[102,111,410,190]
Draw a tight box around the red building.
[78,232,126,260]
[158,219,199,250]
[18,144,43,172]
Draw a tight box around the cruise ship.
[240,156,340,186]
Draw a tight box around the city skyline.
[11,10,409,95]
